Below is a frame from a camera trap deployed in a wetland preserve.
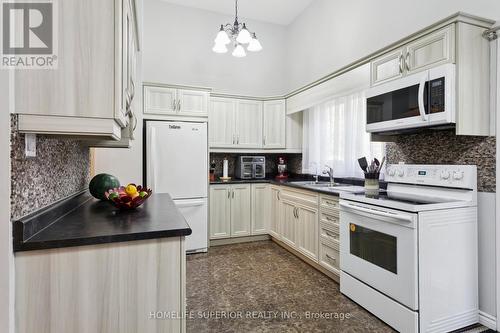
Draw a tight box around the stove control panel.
[385,164,477,190]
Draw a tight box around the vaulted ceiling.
[159,0,315,25]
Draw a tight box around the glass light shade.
[212,42,228,54]
[232,44,246,58]
[247,34,262,52]
[236,24,252,44]
[214,26,231,45]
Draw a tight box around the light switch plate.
[25,133,36,157]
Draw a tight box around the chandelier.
[212,0,262,57]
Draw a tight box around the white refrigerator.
[145,121,208,253]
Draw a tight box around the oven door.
[339,200,419,310]
[252,163,265,179]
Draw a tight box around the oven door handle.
[339,202,414,223]
[418,73,428,122]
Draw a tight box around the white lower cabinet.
[280,199,298,248]
[296,205,319,261]
[230,185,252,237]
[209,185,231,239]
[210,183,339,278]
[209,184,251,239]
[279,188,319,261]
[318,194,341,275]
[251,184,270,235]
[269,186,281,239]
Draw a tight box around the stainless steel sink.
[289,181,344,188]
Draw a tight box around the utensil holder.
[364,172,380,194]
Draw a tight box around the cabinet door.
[178,89,209,117]
[285,112,303,151]
[209,98,236,148]
[230,185,252,237]
[263,100,286,149]
[370,48,404,86]
[251,184,270,235]
[405,25,455,74]
[280,200,297,248]
[296,205,319,261]
[143,86,178,115]
[14,0,115,118]
[269,187,281,239]
[209,185,231,239]
[234,100,263,148]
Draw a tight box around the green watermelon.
[89,173,120,200]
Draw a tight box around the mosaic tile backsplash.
[10,115,91,220]
[386,130,495,192]
[210,153,302,178]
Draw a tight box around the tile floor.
[186,240,394,332]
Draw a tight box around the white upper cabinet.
[285,112,303,152]
[144,86,177,115]
[263,100,286,149]
[371,24,455,86]
[209,97,264,149]
[234,100,263,148]
[15,0,139,140]
[178,89,209,117]
[209,96,291,150]
[370,48,405,86]
[144,85,209,117]
[209,97,236,148]
[405,25,455,74]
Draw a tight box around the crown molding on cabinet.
[284,12,496,99]
[147,13,496,110]
[142,81,212,92]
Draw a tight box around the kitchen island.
[13,192,191,333]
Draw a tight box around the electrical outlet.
[25,133,36,157]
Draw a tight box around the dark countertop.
[13,192,192,252]
[210,175,383,196]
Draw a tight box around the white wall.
[286,0,500,91]
[143,0,288,96]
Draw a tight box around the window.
[302,91,385,178]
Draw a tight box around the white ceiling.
[158,0,315,26]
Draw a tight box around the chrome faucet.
[323,165,334,185]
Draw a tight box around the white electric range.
[339,164,478,333]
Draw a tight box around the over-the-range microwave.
[366,63,455,134]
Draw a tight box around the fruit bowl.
[104,184,152,210]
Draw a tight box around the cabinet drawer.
[281,188,318,208]
[320,211,339,226]
[320,196,339,211]
[320,222,339,243]
[319,239,340,273]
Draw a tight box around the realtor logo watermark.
[1,0,58,69]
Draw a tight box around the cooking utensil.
[378,157,386,172]
[358,157,368,172]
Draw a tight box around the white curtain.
[302,91,385,178]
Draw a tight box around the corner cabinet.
[209,97,289,150]
[15,0,139,141]
[143,85,209,118]
[263,100,286,148]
